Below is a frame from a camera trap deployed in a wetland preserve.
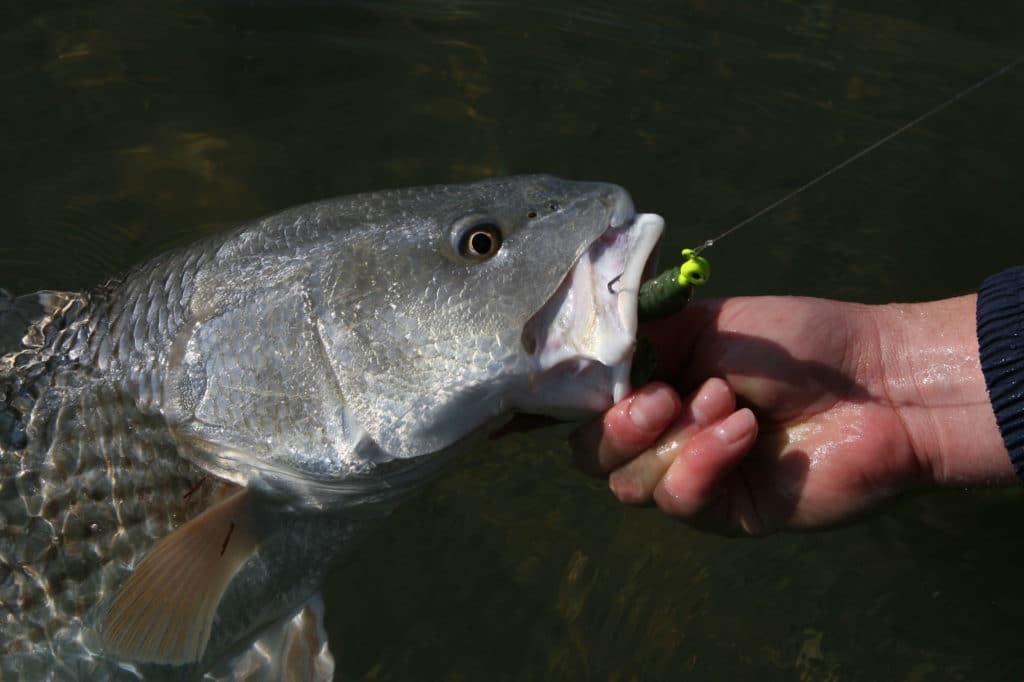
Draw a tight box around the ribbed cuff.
[977,266,1024,481]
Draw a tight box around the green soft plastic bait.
[631,248,710,387]
[636,248,710,322]
[629,335,658,387]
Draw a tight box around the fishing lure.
[636,248,710,322]
[629,248,709,386]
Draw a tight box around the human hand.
[570,295,1011,534]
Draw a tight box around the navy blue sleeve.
[977,266,1024,481]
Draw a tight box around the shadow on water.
[2,0,1023,680]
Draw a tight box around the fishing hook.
[607,273,623,294]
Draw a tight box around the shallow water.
[2,1,1023,680]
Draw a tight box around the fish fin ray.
[100,489,258,664]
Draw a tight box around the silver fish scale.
[0,295,219,680]
[0,208,377,679]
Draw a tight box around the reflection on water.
[2,1,1022,679]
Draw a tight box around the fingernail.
[714,408,755,446]
[628,385,679,432]
[608,473,641,504]
[691,378,732,426]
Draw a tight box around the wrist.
[871,295,1013,486]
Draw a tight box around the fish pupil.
[470,232,492,255]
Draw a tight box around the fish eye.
[455,222,503,262]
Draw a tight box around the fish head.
[162,175,662,506]
[314,175,662,451]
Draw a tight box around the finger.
[569,382,682,475]
[608,378,736,504]
[652,408,758,517]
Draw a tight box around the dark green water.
[3,2,1023,680]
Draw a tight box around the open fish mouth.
[522,212,665,413]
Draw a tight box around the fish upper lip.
[609,190,637,230]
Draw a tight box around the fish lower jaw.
[517,358,626,418]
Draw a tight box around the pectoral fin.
[100,489,258,664]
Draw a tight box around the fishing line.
[635,54,1022,325]
[692,54,1024,255]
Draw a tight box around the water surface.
[2,2,1022,680]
